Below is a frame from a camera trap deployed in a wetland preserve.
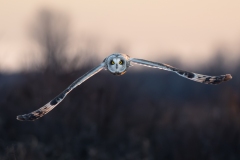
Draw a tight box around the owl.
[17,53,232,121]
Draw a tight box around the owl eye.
[119,60,123,65]
[111,60,115,65]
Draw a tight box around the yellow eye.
[111,60,115,65]
[119,60,123,65]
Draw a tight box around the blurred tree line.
[0,9,240,160]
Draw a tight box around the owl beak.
[116,64,118,69]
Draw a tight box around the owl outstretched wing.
[17,63,105,121]
[130,58,232,84]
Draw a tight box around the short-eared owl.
[17,53,232,121]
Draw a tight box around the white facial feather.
[105,53,130,75]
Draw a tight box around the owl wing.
[130,58,232,84]
[17,63,105,121]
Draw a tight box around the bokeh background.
[0,0,240,159]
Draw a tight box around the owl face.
[105,53,130,75]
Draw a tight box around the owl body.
[17,53,232,121]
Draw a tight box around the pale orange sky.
[1,0,240,72]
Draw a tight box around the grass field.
[0,58,239,160]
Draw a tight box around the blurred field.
[0,56,239,160]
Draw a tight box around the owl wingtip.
[224,74,232,81]
[17,113,40,121]
[16,115,25,121]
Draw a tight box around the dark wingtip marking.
[224,74,232,81]
[187,72,195,78]
[16,114,38,121]
[50,90,69,105]
[177,70,195,78]
[178,71,184,75]
[16,115,25,121]
[50,98,58,105]
[204,77,211,83]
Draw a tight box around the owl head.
[104,53,131,75]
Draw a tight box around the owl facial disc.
[104,53,131,75]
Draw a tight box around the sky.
[1,0,240,72]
